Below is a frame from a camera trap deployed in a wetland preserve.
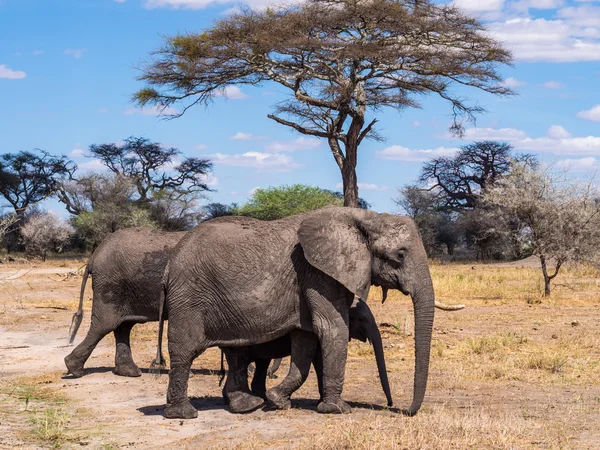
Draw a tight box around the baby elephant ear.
[298,209,372,301]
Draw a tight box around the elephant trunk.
[407,268,435,416]
[368,321,393,407]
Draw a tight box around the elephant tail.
[150,265,168,377]
[218,350,226,386]
[68,264,90,344]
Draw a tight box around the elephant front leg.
[266,330,317,410]
[304,286,352,414]
[113,322,142,377]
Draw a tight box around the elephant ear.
[298,209,372,301]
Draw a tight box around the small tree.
[20,211,74,261]
[395,185,461,256]
[237,185,344,220]
[481,163,600,296]
[65,174,160,249]
[202,203,239,221]
[134,0,513,207]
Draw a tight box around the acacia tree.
[0,150,76,215]
[481,163,600,296]
[134,0,513,207]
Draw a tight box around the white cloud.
[454,0,505,11]
[97,107,109,113]
[541,81,566,89]
[512,0,565,11]
[32,50,44,56]
[230,132,267,141]
[376,145,460,162]
[502,77,526,87]
[78,159,105,171]
[114,0,127,3]
[557,5,600,27]
[71,146,86,157]
[487,18,600,62]
[210,152,301,171]
[195,144,208,151]
[197,173,218,187]
[335,182,389,191]
[249,186,260,195]
[124,105,179,116]
[411,120,421,127]
[556,157,600,171]
[456,126,600,156]
[546,125,572,139]
[578,105,600,122]
[0,64,26,79]
[215,85,249,100]
[461,127,529,141]
[63,48,88,59]
[265,137,321,152]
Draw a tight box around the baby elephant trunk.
[368,320,393,407]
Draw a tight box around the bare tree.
[134,0,513,207]
[20,211,74,261]
[419,141,535,211]
[481,163,600,296]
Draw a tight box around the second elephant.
[222,298,392,413]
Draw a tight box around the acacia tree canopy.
[0,150,76,214]
[87,136,213,201]
[134,0,513,207]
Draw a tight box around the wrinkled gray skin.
[222,298,392,413]
[64,228,185,378]
[160,207,436,419]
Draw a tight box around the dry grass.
[1,256,600,448]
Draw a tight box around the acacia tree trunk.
[341,163,359,208]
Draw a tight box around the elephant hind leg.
[165,325,207,419]
[64,319,115,378]
[266,330,317,410]
[113,321,141,377]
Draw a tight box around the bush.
[20,211,74,260]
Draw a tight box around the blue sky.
[1,0,599,215]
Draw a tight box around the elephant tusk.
[435,300,465,311]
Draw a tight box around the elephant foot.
[64,355,84,378]
[317,399,352,414]
[227,391,264,414]
[113,363,142,378]
[164,401,198,419]
[265,388,291,410]
[251,385,266,400]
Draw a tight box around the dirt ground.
[1,259,599,449]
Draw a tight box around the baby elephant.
[64,228,184,378]
[221,299,392,413]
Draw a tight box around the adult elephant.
[64,228,185,378]
[222,298,392,413]
[160,207,436,419]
